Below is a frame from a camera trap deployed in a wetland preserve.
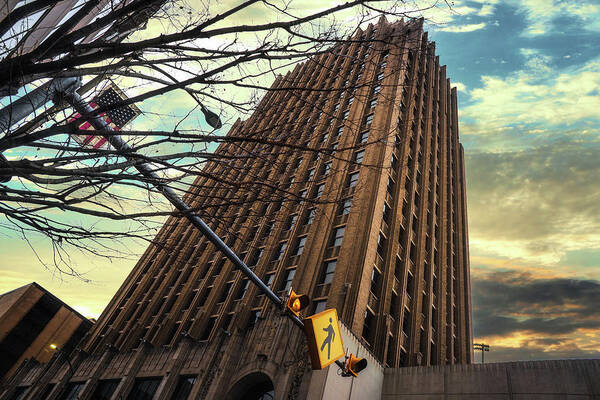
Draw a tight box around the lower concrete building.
[381,359,600,399]
[0,283,93,384]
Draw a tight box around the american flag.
[69,85,139,149]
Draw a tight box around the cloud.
[471,270,600,361]
[461,55,600,135]
[514,0,600,36]
[477,4,495,16]
[466,137,600,265]
[439,22,486,33]
[453,82,467,92]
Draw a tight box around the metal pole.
[0,77,81,134]
[64,90,348,371]
[64,91,300,323]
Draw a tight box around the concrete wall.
[306,322,384,400]
[382,359,600,399]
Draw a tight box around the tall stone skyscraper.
[1,17,472,400]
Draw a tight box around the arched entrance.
[225,372,275,400]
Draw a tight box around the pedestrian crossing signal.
[344,354,367,377]
[303,308,345,369]
[286,290,309,317]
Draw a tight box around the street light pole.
[64,90,300,325]
[62,89,349,371]
[49,344,74,375]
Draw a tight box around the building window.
[365,114,374,125]
[330,226,345,247]
[343,110,350,119]
[377,72,384,81]
[263,220,274,238]
[294,236,307,256]
[264,273,275,288]
[61,382,85,400]
[198,287,211,307]
[377,233,387,257]
[399,348,408,367]
[354,150,365,164]
[394,256,402,280]
[373,84,381,94]
[386,335,396,366]
[330,142,338,154]
[236,279,250,300]
[281,268,296,292]
[285,214,297,231]
[323,161,332,175]
[406,272,414,298]
[320,260,337,284]
[315,183,325,198]
[293,157,303,170]
[387,177,395,195]
[369,98,377,109]
[335,126,344,137]
[348,172,359,188]
[370,267,381,294]
[359,131,369,143]
[313,300,327,314]
[201,317,216,340]
[128,378,161,400]
[248,248,263,268]
[304,208,316,225]
[218,282,233,303]
[275,242,287,261]
[172,376,196,400]
[383,203,391,224]
[362,309,375,345]
[333,103,340,111]
[339,198,352,215]
[390,292,398,318]
[347,96,354,105]
[92,380,119,400]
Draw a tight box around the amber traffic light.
[344,354,367,377]
[286,290,309,317]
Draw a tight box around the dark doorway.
[226,372,275,400]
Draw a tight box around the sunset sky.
[1,0,599,363]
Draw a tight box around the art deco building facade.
[0,17,472,400]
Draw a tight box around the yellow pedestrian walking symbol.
[303,308,345,369]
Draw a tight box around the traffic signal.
[286,290,309,317]
[344,354,367,377]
